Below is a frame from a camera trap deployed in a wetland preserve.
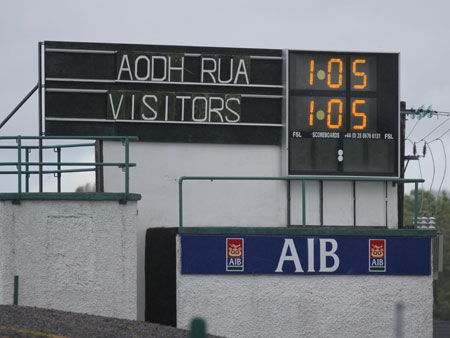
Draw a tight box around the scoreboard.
[286,51,399,177]
[43,42,400,177]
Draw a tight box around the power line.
[436,138,447,215]
[417,158,425,214]
[406,118,421,139]
[424,141,436,214]
[420,116,450,141]
[404,105,450,211]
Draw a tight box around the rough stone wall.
[0,200,137,320]
[176,236,433,338]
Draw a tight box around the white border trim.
[45,117,283,128]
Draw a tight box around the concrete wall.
[0,199,137,320]
[103,141,287,319]
[103,141,399,320]
[176,236,433,338]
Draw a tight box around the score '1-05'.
[308,98,368,130]
[305,57,375,91]
[309,58,367,89]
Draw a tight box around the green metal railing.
[178,176,425,229]
[0,136,137,203]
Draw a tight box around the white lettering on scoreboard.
[116,53,250,84]
[107,92,241,123]
[107,53,258,123]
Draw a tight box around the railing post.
[179,177,184,228]
[190,317,206,338]
[414,182,419,229]
[56,147,61,192]
[302,179,306,228]
[13,275,19,305]
[25,148,30,193]
[17,136,22,202]
[38,43,44,193]
[122,137,130,204]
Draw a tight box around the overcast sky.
[1,0,449,194]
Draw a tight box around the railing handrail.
[178,176,425,229]
[0,142,96,150]
[0,135,137,203]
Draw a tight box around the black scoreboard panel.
[44,41,283,145]
[287,51,399,177]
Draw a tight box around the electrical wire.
[435,123,450,140]
[425,141,436,215]
[417,157,425,215]
[406,118,422,139]
[405,138,425,213]
[428,138,447,217]
[405,138,414,147]
[421,116,450,141]
[406,138,425,153]
[407,112,450,217]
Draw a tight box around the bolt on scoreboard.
[286,50,399,177]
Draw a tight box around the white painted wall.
[176,236,432,338]
[103,141,287,319]
[103,141,399,319]
[0,199,137,320]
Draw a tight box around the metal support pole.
[302,180,306,228]
[17,136,22,202]
[319,180,323,226]
[13,276,19,305]
[385,181,388,227]
[0,84,38,130]
[121,137,129,204]
[56,147,61,192]
[414,182,419,229]
[353,181,356,226]
[38,42,43,192]
[25,148,30,192]
[179,178,184,228]
[286,180,291,226]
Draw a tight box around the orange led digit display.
[327,99,343,129]
[352,99,367,130]
[309,60,315,86]
[288,50,398,177]
[327,58,343,89]
[352,59,367,89]
[309,100,315,126]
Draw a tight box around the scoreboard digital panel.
[287,51,399,176]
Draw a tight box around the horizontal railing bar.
[0,162,136,167]
[179,176,425,183]
[0,168,95,175]
[0,142,96,150]
[178,175,425,229]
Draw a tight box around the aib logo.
[369,239,386,272]
[226,238,244,271]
